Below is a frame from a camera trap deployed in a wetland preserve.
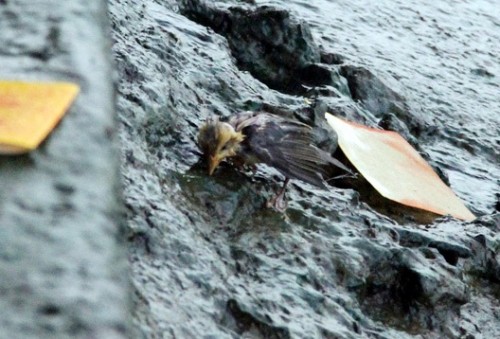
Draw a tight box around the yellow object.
[325,113,475,221]
[0,80,79,154]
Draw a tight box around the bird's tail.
[318,149,356,178]
[330,155,353,173]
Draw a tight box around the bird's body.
[197,112,351,210]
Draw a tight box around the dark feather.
[230,112,348,188]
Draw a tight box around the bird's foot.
[265,178,290,212]
[266,194,288,212]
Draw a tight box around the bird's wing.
[229,112,312,137]
[228,111,257,131]
[242,114,341,188]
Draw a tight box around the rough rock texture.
[0,1,130,338]
[110,0,499,338]
[181,1,321,94]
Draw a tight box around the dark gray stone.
[339,65,418,128]
[181,1,321,94]
[111,0,500,338]
[0,1,130,339]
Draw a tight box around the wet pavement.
[110,0,499,337]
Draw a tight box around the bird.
[197,111,353,211]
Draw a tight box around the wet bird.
[197,111,352,210]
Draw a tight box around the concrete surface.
[0,1,130,338]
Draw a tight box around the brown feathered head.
[197,116,244,175]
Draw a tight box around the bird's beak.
[208,155,222,176]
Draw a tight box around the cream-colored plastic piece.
[325,113,475,221]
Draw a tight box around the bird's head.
[197,116,245,175]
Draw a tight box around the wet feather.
[198,111,351,188]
